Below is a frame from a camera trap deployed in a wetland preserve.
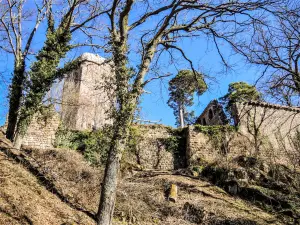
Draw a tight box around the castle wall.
[196,100,227,126]
[187,101,300,168]
[14,107,300,168]
[6,52,300,167]
[186,126,257,166]
[235,102,300,140]
[186,126,218,165]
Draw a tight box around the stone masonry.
[125,125,175,170]
[61,53,114,130]
[21,111,60,149]
[186,126,255,166]
[195,100,227,126]
[187,101,300,167]
[6,52,300,169]
[234,101,300,165]
[234,101,300,140]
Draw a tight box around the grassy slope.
[0,137,95,225]
[0,130,284,225]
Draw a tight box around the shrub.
[54,125,112,165]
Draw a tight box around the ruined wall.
[61,53,114,130]
[187,123,300,168]
[235,102,300,139]
[20,121,179,169]
[21,111,60,149]
[196,100,227,126]
[125,125,176,170]
[186,126,237,166]
[188,102,300,168]
[187,126,217,166]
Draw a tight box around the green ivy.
[16,10,73,136]
[194,124,236,134]
[126,126,143,154]
[160,136,180,153]
[54,125,112,165]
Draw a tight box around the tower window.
[208,109,213,120]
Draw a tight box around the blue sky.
[138,36,262,127]
[0,2,264,127]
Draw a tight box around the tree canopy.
[168,70,207,127]
[220,82,262,112]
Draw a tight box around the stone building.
[61,53,114,130]
[190,100,300,166]
[195,100,227,126]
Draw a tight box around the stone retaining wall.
[14,121,180,170]
[6,102,300,169]
[186,126,252,166]
[125,125,176,170]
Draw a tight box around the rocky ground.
[0,133,298,225]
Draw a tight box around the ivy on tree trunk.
[14,10,73,148]
[6,59,25,141]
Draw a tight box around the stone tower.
[61,53,114,130]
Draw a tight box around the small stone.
[168,184,178,202]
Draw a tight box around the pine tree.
[168,70,207,128]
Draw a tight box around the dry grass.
[22,146,103,213]
[0,151,95,225]
[18,144,283,225]
[0,131,284,225]
[117,172,281,225]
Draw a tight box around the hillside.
[0,135,94,225]
[0,132,295,225]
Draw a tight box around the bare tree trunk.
[97,111,133,225]
[96,132,123,225]
[179,103,184,128]
[6,58,25,141]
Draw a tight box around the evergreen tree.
[220,82,262,122]
[168,70,207,128]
